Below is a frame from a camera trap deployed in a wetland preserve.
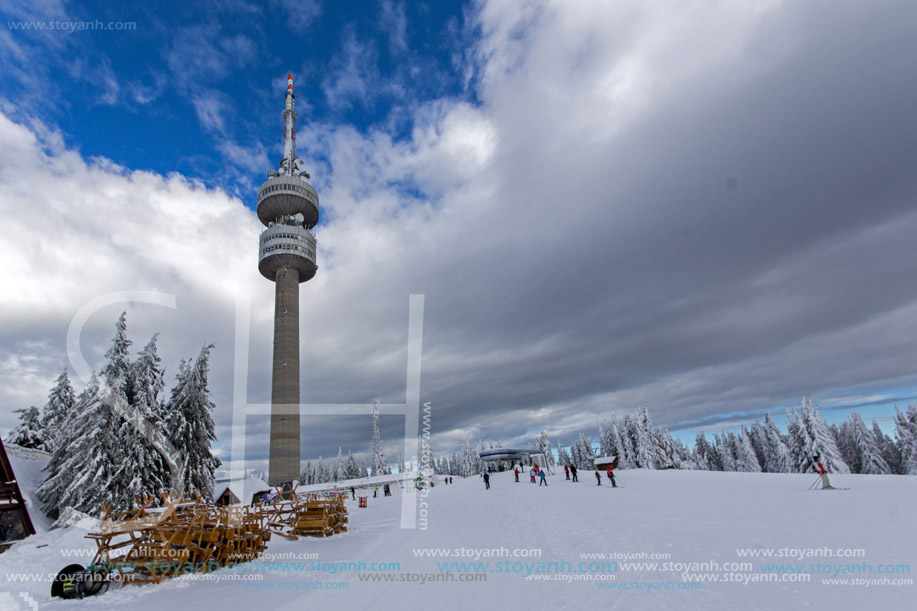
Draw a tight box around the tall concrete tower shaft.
[258,74,320,486]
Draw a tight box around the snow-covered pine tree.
[7,406,45,449]
[461,434,481,476]
[571,433,594,469]
[872,421,902,474]
[714,433,737,471]
[846,411,890,474]
[598,419,615,457]
[747,423,770,471]
[101,312,133,399]
[614,417,635,468]
[894,405,917,475]
[785,409,809,473]
[301,460,313,485]
[536,431,555,467]
[796,398,850,474]
[344,450,360,480]
[371,398,388,476]
[834,421,859,473]
[556,442,572,466]
[397,453,405,474]
[692,432,712,470]
[40,370,74,451]
[734,427,762,472]
[629,407,659,468]
[118,333,173,501]
[131,334,167,424]
[37,375,127,516]
[655,428,683,468]
[334,447,344,481]
[762,412,792,473]
[165,345,221,500]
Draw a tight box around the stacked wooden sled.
[264,486,349,539]
[85,493,272,584]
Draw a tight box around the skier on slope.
[570,464,578,482]
[594,470,601,486]
[539,469,548,486]
[564,465,570,480]
[514,467,520,483]
[812,454,833,489]
[483,471,491,490]
[606,456,618,488]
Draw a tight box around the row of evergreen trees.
[7,314,221,517]
[430,400,917,477]
[295,399,401,485]
[691,399,916,475]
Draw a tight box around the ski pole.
[808,476,820,490]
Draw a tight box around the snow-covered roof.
[214,476,271,505]
[593,455,617,467]
[479,448,544,460]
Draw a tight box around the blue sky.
[3,0,473,194]
[3,0,917,470]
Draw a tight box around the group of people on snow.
[491,460,616,490]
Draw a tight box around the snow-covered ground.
[1,469,914,610]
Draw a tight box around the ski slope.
[1,469,914,610]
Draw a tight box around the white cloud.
[4,0,917,465]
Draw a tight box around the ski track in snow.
[0,469,914,610]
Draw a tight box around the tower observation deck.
[258,74,319,486]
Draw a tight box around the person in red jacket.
[514,467,520,483]
[813,454,833,489]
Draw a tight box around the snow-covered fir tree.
[119,332,172,500]
[40,370,74,451]
[370,398,388,476]
[556,442,572,466]
[714,433,737,471]
[792,398,850,474]
[397,453,405,474]
[613,417,635,468]
[165,345,221,500]
[598,419,616,457]
[693,433,718,471]
[536,431,555,466]
[7,406,45,450]
[894,405,917,475]
[342,450,360,479]
[762,412,792,473]
[37,375,127,516]
[848,411,890,474]
[734,428,762,472]
[460,434,482,476]
[101,312,133,398]
[873,421,902,474]
[747,423,770,471]
[834,421,859,473]
[627,407,660,468]
[131,334,167,424]
[570,433,594,469]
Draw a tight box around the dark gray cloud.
[3,1,917,474]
